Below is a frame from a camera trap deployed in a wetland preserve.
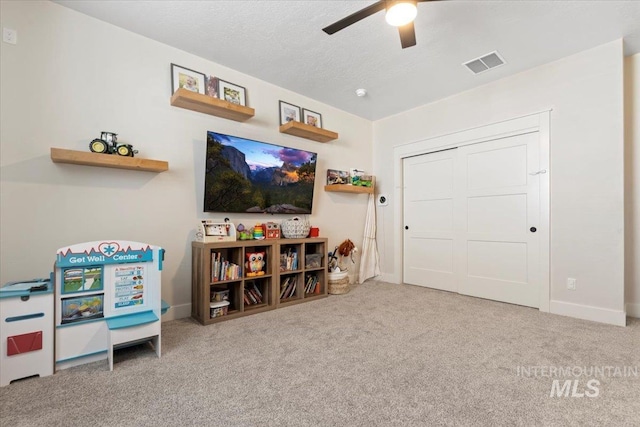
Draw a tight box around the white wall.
[373,40,626,325]
[625,53,640,318]
[0,1,373,319]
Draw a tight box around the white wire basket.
[281,217,311,239]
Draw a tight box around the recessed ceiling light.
[355,88,367,97]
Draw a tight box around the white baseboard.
[377,273,401,284]
[550,300,626,326]
[348,272,357,285]
[626,303,640,318]
[161,303,191,321]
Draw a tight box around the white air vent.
[463,51,506,75]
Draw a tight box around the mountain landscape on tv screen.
[204,132,317,213]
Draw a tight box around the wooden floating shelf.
[279,121,338,143]
[170,88,255,122]
[51,148,169,173]
[324,184,374,194]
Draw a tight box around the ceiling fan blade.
[398,22,416,49]
[322,1,387,35]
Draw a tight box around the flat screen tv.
[204,131,318,214]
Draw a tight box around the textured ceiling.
[54,0,640,121]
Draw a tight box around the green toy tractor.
[89,132,138,157]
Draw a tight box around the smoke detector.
[355,88,367,97]
[463,51,506,75]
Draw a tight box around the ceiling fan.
[322,0,438,49]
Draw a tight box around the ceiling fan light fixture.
[385,1,417,27]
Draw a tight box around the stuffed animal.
[245,251,265,277]
[338,239,356,257]
[336,239,358,272]
[328,240,358,273]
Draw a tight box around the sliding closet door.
[403,149,458,292]
[456,132,540,308]
[402,131,541,308]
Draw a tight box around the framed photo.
[350,168,365,185]
[279,101,301,125]
[327,169,349,185]
[302,109,322,128]
[218,79,247,106]
[206,76,219,98]
[171,63,206,95]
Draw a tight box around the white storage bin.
[210,300,230,318]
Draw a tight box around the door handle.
[530,227,537,233]
[405,226,409,230]
[529,169,547,176]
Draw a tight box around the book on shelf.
[251,283,262,299]
[280,249,298,272]
[243,293,252,306]
[288,277,297,298]
[244,283,263,306]
[280,276,297,299]
[247,289,258,304]
[305,274,321,294]
[279,277,289,299]
[304,275,314,294]
[211,251,241,282]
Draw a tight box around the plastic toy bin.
[305,254,323,269]
[211,289,230,303]
[210,300,230,318]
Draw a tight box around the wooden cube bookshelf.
[191,238,327,325]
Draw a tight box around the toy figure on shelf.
[253,224,265,240]
[265,222,280,239]
[245,252,265,277]
[89,131,138,157]
[237,224,253,240]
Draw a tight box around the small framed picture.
[327,169,349,185]
[302,109,322,128]
[171,63,206,95]
[218,79,247,106]
[206,76,219,98]
[279,101,301,125]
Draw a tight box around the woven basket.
[281,217,310,239]
[328,271,350,295]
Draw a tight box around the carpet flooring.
[1,280,639,426]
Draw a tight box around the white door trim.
[392,111,551,312]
